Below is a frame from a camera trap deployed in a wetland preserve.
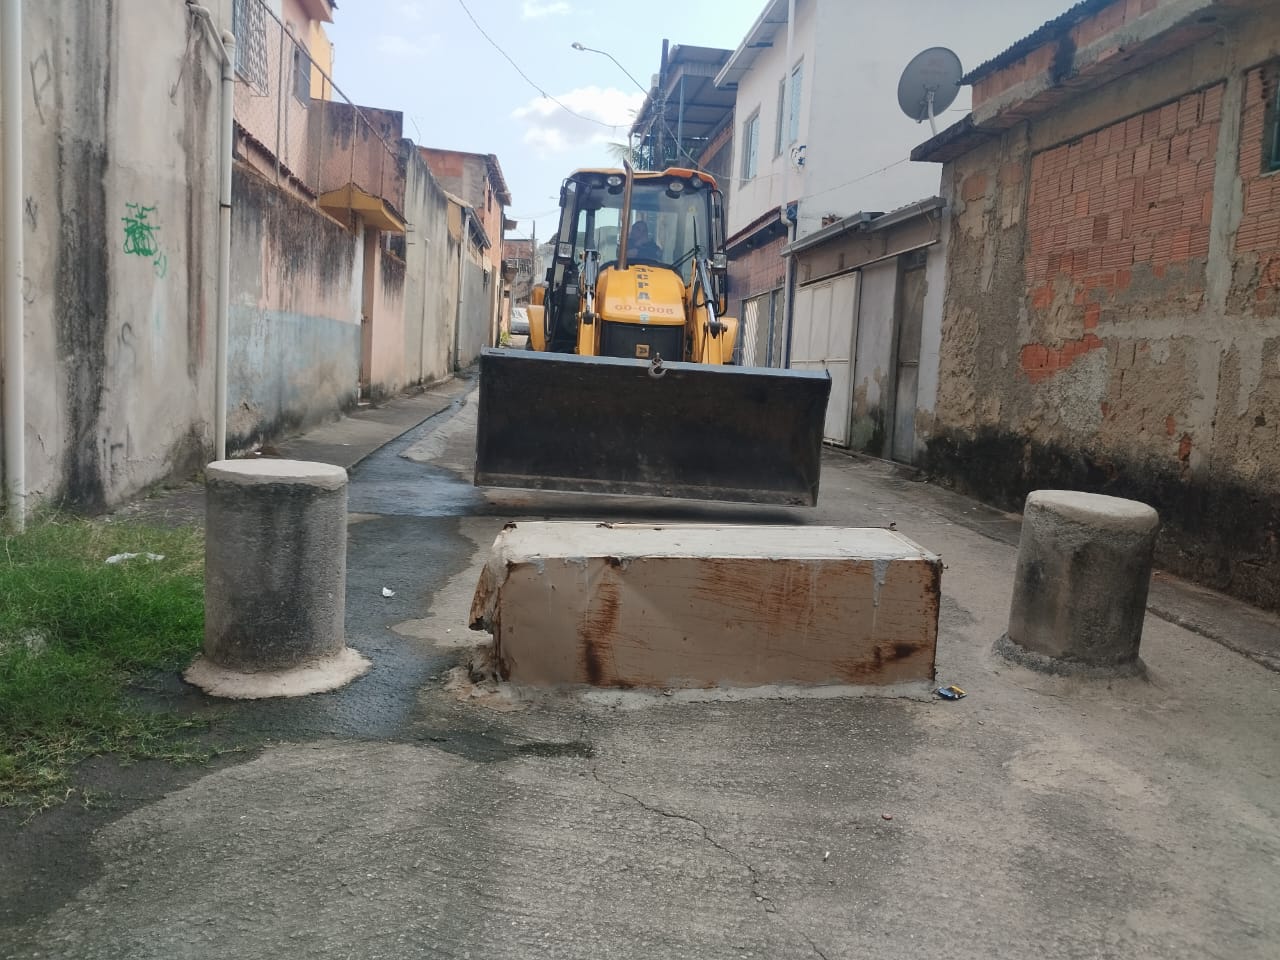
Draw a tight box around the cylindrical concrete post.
[997,490,1159,676]
[186,459,369,698]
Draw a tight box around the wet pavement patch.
[415,729,596,763]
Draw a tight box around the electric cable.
[454,0,629,131]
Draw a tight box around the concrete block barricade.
[997,490,1159,677]
[470,522,942,689]
[184,460,370,699]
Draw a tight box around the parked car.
[510,307,529,336]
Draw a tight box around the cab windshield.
[569,174,713,283]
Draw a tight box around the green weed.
[0,517,209,808]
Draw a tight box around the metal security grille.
[740,295,762,366]
[739,290,779,367]
[232,0,268,93]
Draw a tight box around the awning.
[318,183,406,233]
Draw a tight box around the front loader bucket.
[475,349,832,506]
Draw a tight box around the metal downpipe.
[2,0,25,531]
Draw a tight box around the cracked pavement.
[3,378,1279,959]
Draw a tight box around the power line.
[800,157,912,203]
[454,0,627,131]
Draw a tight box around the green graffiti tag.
[122,203,167,278]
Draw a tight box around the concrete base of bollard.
[993,632,1147,679]
[998,489,1159,677]
[184,647,371,700]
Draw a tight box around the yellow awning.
[319,184,407,234]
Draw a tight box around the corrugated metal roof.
[963,0,1115,84]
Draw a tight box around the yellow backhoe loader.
[475,164,831,506]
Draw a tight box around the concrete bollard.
[184,459,370,699]
[996,490,1159,677]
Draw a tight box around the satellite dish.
[897,47,963,135]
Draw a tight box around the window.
[1269,65,1280,172]
[788,61,804,145]
[292,37,311,104]
[774,79,786,156]
[741,111,760,181]
[232,0,268,92]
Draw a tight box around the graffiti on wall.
[122,203,168,278]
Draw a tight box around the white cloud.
[397,1,427,20]
[521,1,570,19]
[511,86,644,157]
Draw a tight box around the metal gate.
[789,273,857,446]
[739,291,777,367]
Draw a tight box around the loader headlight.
[606,175,623,186]
[667,180,684,194]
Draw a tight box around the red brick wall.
[1235,63,1280,312]
[971,0,1161,114]
[1019,84,1223,381]
[729,235,787,310]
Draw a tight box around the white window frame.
[774,79,786,157]
[741,110,760,182]
[788,60,804,146]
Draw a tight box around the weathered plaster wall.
[8,0,228,511]
[312,102,404,203]
[227,165,360,450]
[400,143,456,383]
[367,245,406,398]
[929,19,1280,610]
[457,254,490,369]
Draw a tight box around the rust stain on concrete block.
[470,523,942,689]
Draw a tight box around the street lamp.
[570,41,649,95]
[571,41,658,169]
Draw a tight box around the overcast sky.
[327,0,1074,242]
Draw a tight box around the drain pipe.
[454,210,469,371]
[188,2,234,460]
[2,0,25,531]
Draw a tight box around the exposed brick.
[1084,303,1102,329]
[1133,142,1153,174]
[1177,93,1201,131]
[1194,160,1216,192]
[1125,116,1144,148]
[1202,82,1224,121]
[1189,224,1211,259]
[963,172,989,202]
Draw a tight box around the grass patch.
[0,517,209,810]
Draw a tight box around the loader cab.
[543,168,728,353]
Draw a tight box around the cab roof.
[569,167,719,189]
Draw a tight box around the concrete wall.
[6,0,229,511]
[928,11,1280,610]
[227,165,360,449]
[366,241,406,398]
[457,252,490,368]
[401,142,457,383]
[312,102,404,202]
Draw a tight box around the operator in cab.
[627,219,663,262]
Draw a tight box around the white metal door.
[790,273,857,446]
